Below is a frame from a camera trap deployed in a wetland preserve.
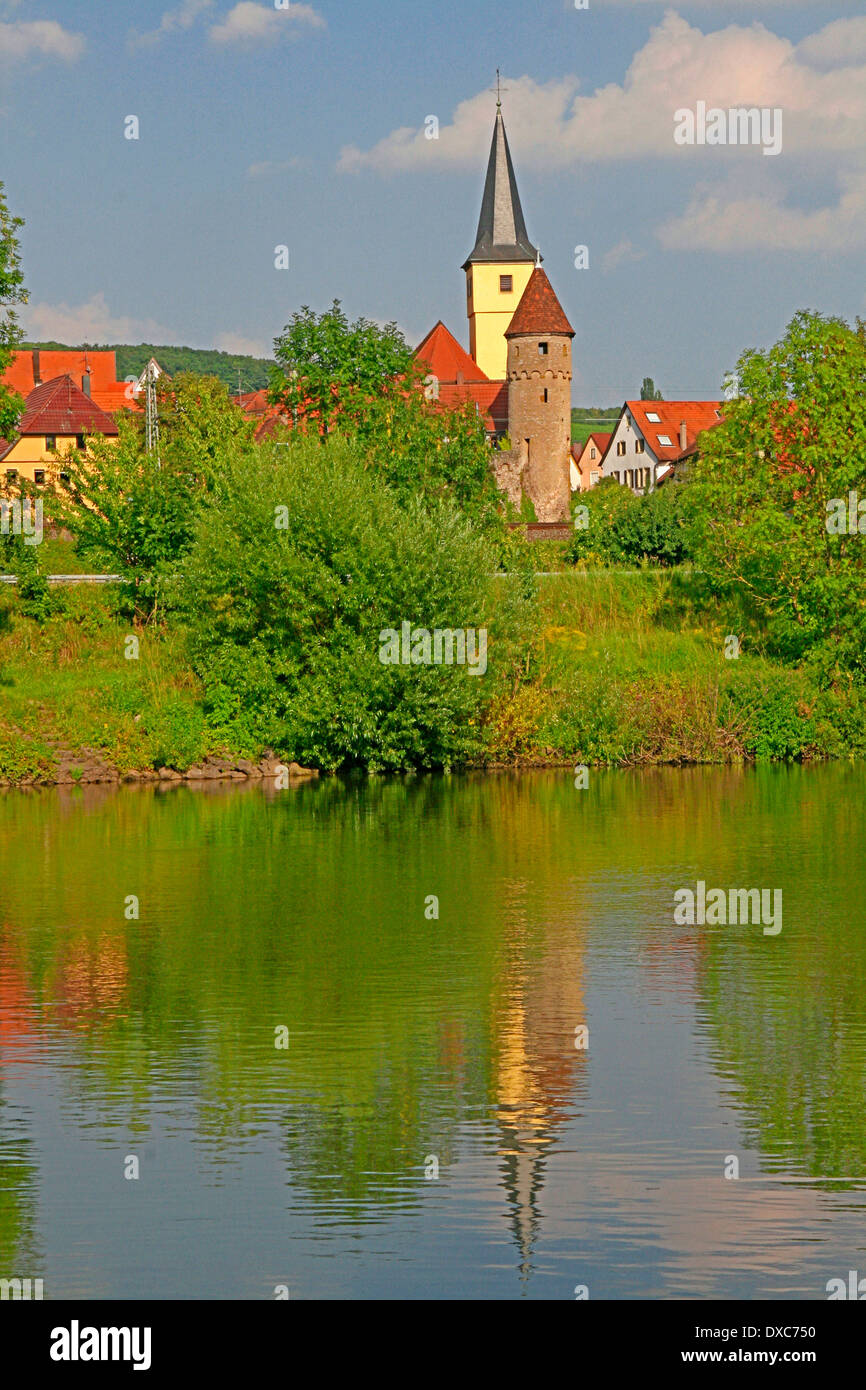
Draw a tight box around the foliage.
[640,377,664,400]
[23,341,273,392]
[179,436,534,771]
[0,183,27,439]
[684,311,866,683]
[565,477,690,567]
[269,300,414,436]
[48,374,254,618]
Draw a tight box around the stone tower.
[462,107,538,381]
[503,268,574,522]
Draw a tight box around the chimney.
[32,349,41,385]
[82,370,92,398]
[679,419,688,452]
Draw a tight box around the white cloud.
[340,12,866,172]
[24,293,176,345]
[602,239,647,272]
[797,17,866,69]
[0,19,84,63]
[657,169,866,253]
[129,0,214,49]
[215,331,270,357]
[209,1,325,46]
[246,157,304,177]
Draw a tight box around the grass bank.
[2,567,864,784]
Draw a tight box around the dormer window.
[538,342,548,356]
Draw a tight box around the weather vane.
[494,68,508,111]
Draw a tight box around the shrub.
[179,437,535,771]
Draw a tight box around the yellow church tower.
[462,99,539,381]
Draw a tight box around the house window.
[590,471,599,486]
[500,275,512,293]
[616,441,626,456]
[59,471,70,485]
[34,469,45,485]
[46,434,57,451]
[5,468,18,483]
[635,439,645,454]
[76,434,86,450]
[646,412,661,423]
[538,342,548,356]
[657,434,672,447]
[590,447,596,459]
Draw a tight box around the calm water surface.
[1,765,864,1300]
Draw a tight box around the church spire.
[462,108,538,269]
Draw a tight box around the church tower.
[463,104,538,380]
[505,267,574,522]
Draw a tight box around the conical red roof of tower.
[505,268,574,339]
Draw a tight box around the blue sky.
[2,0,863,401]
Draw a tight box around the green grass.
[483,570,866,766]
[2,568,864,781]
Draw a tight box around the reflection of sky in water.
[1,765,866,1299]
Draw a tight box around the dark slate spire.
[462,110,539,269]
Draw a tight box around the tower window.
[538,342,548,356]
[542,389,549,403]
[499,275,512,292]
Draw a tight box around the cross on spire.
[494,68,508,111]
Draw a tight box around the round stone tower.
[505,267,574,522]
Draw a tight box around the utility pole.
[144,359,160,467]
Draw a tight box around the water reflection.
[0,765,864,1297]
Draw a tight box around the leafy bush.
[179,437,535,771]
[565,477,691,567]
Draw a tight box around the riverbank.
[2,569,864,785]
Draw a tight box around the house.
[600,400,724,493]
[0,374,119,487]
[413,321,508,438]
[571,432,612,492]
[3,349,139,417]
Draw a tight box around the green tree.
[640,377,664,401]
[685,311,866,681]
[179,435,534,770]
[50,373,254,617]
[269,300,414,437]
[0,184,27,440]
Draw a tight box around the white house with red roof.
[600,400,724,493]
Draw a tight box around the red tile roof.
[438,381,508,432]
[17,375,119,437]
[4,349,120,394]
[414,321,489,383]
[573,431,612,464]
[624,400,723,462]
[505,268,574,339]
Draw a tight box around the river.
[1,765,864,1299]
